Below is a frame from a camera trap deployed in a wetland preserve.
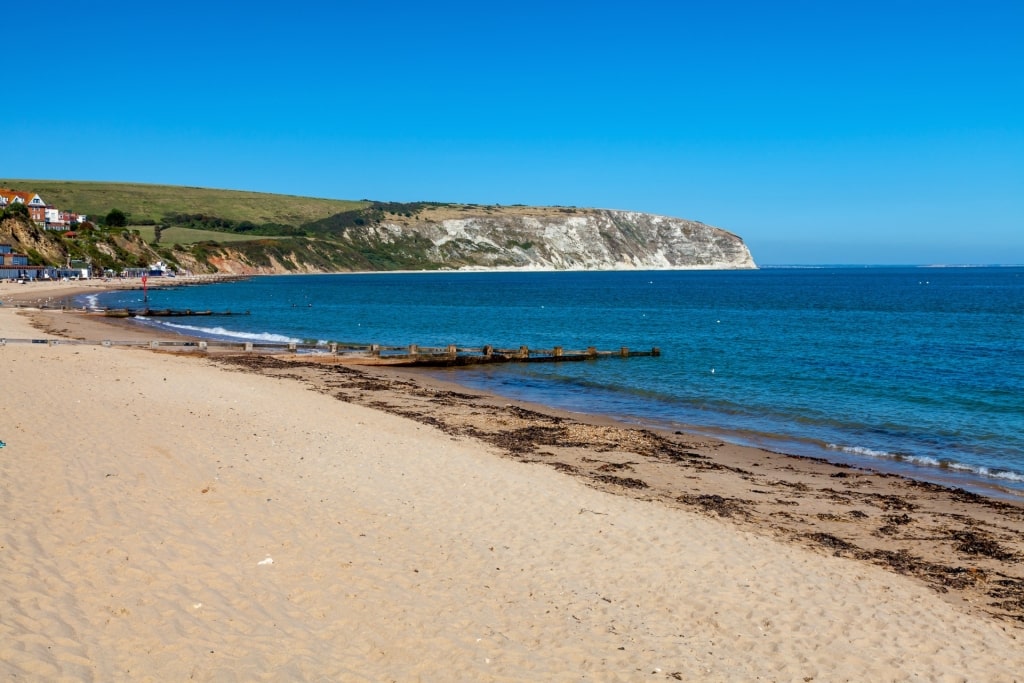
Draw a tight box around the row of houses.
[1,187,173,281]
[0,188,88,230]
[0,242,48,280]
[2,243,177,281]
[1,188,89,280]
[0,244,93,281]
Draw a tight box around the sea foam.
[154,321,300,343]
[827,444,1024,484]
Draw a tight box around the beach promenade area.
[2,279,1023,681]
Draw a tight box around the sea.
[85,267,1024,498]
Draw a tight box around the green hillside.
[133,225,289,244]
[1,179,755,274]
[0,179,369,226]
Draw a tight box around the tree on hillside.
[105,208,127,227]
[2,201,30,220]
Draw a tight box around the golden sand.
[2,281,1022,681]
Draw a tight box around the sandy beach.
[2,280,1023,681]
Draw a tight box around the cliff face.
[205,208,755,274]
[402,209,756,270]
[0,215,170,272]
[0,216,67,265]
[2,205,757,275]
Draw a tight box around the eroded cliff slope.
[217,205,757,274]
[2,193,757,274]
[399,206,756,270]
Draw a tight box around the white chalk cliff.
[363,208,756,270]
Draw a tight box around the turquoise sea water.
[88,267,1024,496]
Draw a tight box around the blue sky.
[5,1,1022,264]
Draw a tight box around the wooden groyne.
[370,344,660,367]
[101,308,249,318]
[0,337,660,366]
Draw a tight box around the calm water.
[89,267,1024,496]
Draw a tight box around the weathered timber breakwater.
[364,343,661,367]
[100,308,249,318]
[0,336,658,367]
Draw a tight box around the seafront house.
[43,207,87,230]
[0,188,85,229]
[0,244,28,266]
[0,189,47,224]
[0,243,48,280]
[0,244,76,281]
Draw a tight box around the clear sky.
[5,1,1022,265]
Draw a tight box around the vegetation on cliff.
[1,181,756,274]
[0,212,180,273]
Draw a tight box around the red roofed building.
[0,188,47,224]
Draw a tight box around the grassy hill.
[0,179,369,226]
[1,180,754,274]
[132,225,290,244]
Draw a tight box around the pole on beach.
[142,274,148,302]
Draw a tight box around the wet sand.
[2,280,1023,680]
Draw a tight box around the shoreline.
[6,276,1024,502]
[431,366,1024,502]
[3,279,1024,678]
[5,276,1024,502]
[4,278,1024,619]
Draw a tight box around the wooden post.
[620,346,629,357]
[244,342,253,352]
[288,342,297,353]
[199,341,208,352]
[553,346,563,358]
[409,344,419,357]
[483,345,493,357]
[586,346,597,358]
[371,344,381,357]
[447,344,457,358]
[330,342,338,355]
[519,345,529,359]
[652,347,661,356]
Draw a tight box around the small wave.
[947,463,1024,483]
[827,444,896,459]
[158,321,300,343]
[827,443,1024,483]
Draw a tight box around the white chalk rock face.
[397,209,756,270]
